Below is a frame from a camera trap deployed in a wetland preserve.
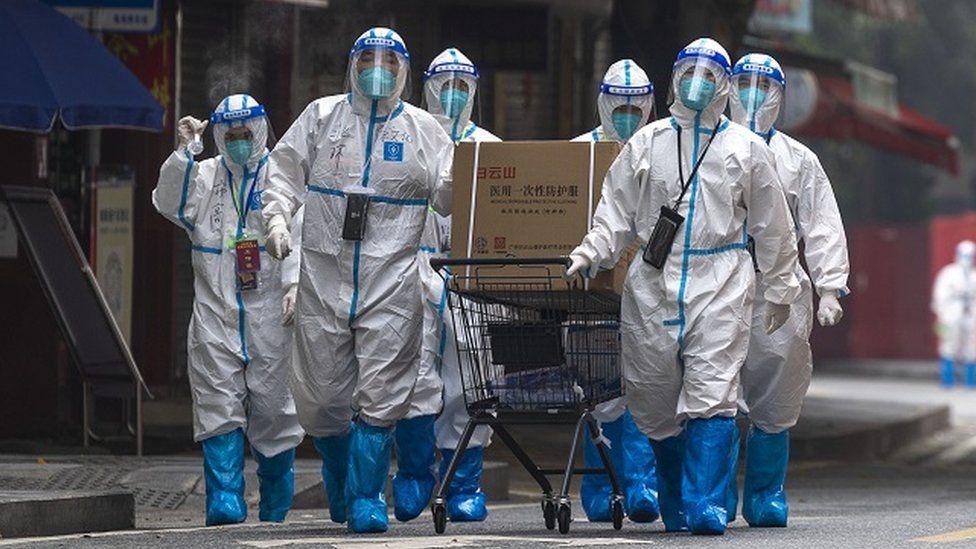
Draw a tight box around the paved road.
[4,461,976,548]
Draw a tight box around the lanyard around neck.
[225,155,267,233]
[673,123,720,209]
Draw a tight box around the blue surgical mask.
[678,77,716,112]
[440,89,470,118]
[611,111,642,140]
[739,87,768,114]
[357,67,397,99]
[226,139,252,166]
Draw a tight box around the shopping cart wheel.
[542,499,556,530]
[557,502,572,534]
[611,498,624,530]
[432,502,447,534]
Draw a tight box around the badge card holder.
[643,206,686,269]
[342,187,374,241]
[235,236,261,291]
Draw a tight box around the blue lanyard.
[224,155,268,234]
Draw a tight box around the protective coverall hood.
[729,53,786,138]
[211,94,270,170]
[348,27,411,117]
[597,59,655,143]
[423,48,480,142]
[669,38,732,130]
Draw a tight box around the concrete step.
[0,490,133,538]
[790,396,951,461]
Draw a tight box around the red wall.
[846,225,933,358]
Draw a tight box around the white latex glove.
[765,302,791,334]
[564,254,591,280]
[817,290,844,327]
[266,215,292,260]
[281,284,298,326]
[176,116,207,151]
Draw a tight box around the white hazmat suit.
[932,240,976,387]
[571,58,661,524]
[569,38,800,535]
[728,53,850,529]
[152,94,304,526]
[261,27,454,534]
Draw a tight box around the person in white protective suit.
[260,27,455,534]
[388,47,502,524]
[932,240,976,388]
[566,38,801,535]
[727,53,850,528]
[152,94,305,526]
[569,58,660,524]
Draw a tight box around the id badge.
[642,206,685,269]
[342,190,372,241]
[235,238,261,291]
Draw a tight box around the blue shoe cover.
[742,426,789,528]
[942,357,956,387]
[727,425,740,523]
[967,364,976,388]
[254,448,295,522]
[347,421,393,533]
[439,447,488,522]
[620,411,659,523]
[313,431,351,524]
[650,434,687,532]
[580,418,620,522]
[202,429,247,526]
[393,415,437,522]
[683,417,735,535]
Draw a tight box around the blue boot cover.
[683,417,735,535]
[254,448,296,522]
[942,357,956,387]
[742,426,790,527]
[580,417,622,522]
[312,431,351,524]
[439,446,488,522]
[620,410,660,523]
[202,428,247,526]
[726,424,741,523]
[967,364,976,387]
[346,421,393,533]
[650,434,687,532]
[393,415,437,522]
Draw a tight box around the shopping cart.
[429,257,625,535]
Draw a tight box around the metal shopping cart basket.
[429,257,625,535]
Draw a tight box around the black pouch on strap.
[642,206,685,269]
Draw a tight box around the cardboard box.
[451,140,633,293]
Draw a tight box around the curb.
[790,400,951,461]
[0,490,134,538]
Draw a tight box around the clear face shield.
[424,62,479,141]
[730,68,784,135]
[348,43,410,102]
[672,56,728,113]
[598,81,655,142]
[210,102,270,167]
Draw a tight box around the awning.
[0,0,164,133]
[783,72,959,175]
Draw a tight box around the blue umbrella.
[0,0,164,132]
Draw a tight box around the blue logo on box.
[383,141,404,162]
